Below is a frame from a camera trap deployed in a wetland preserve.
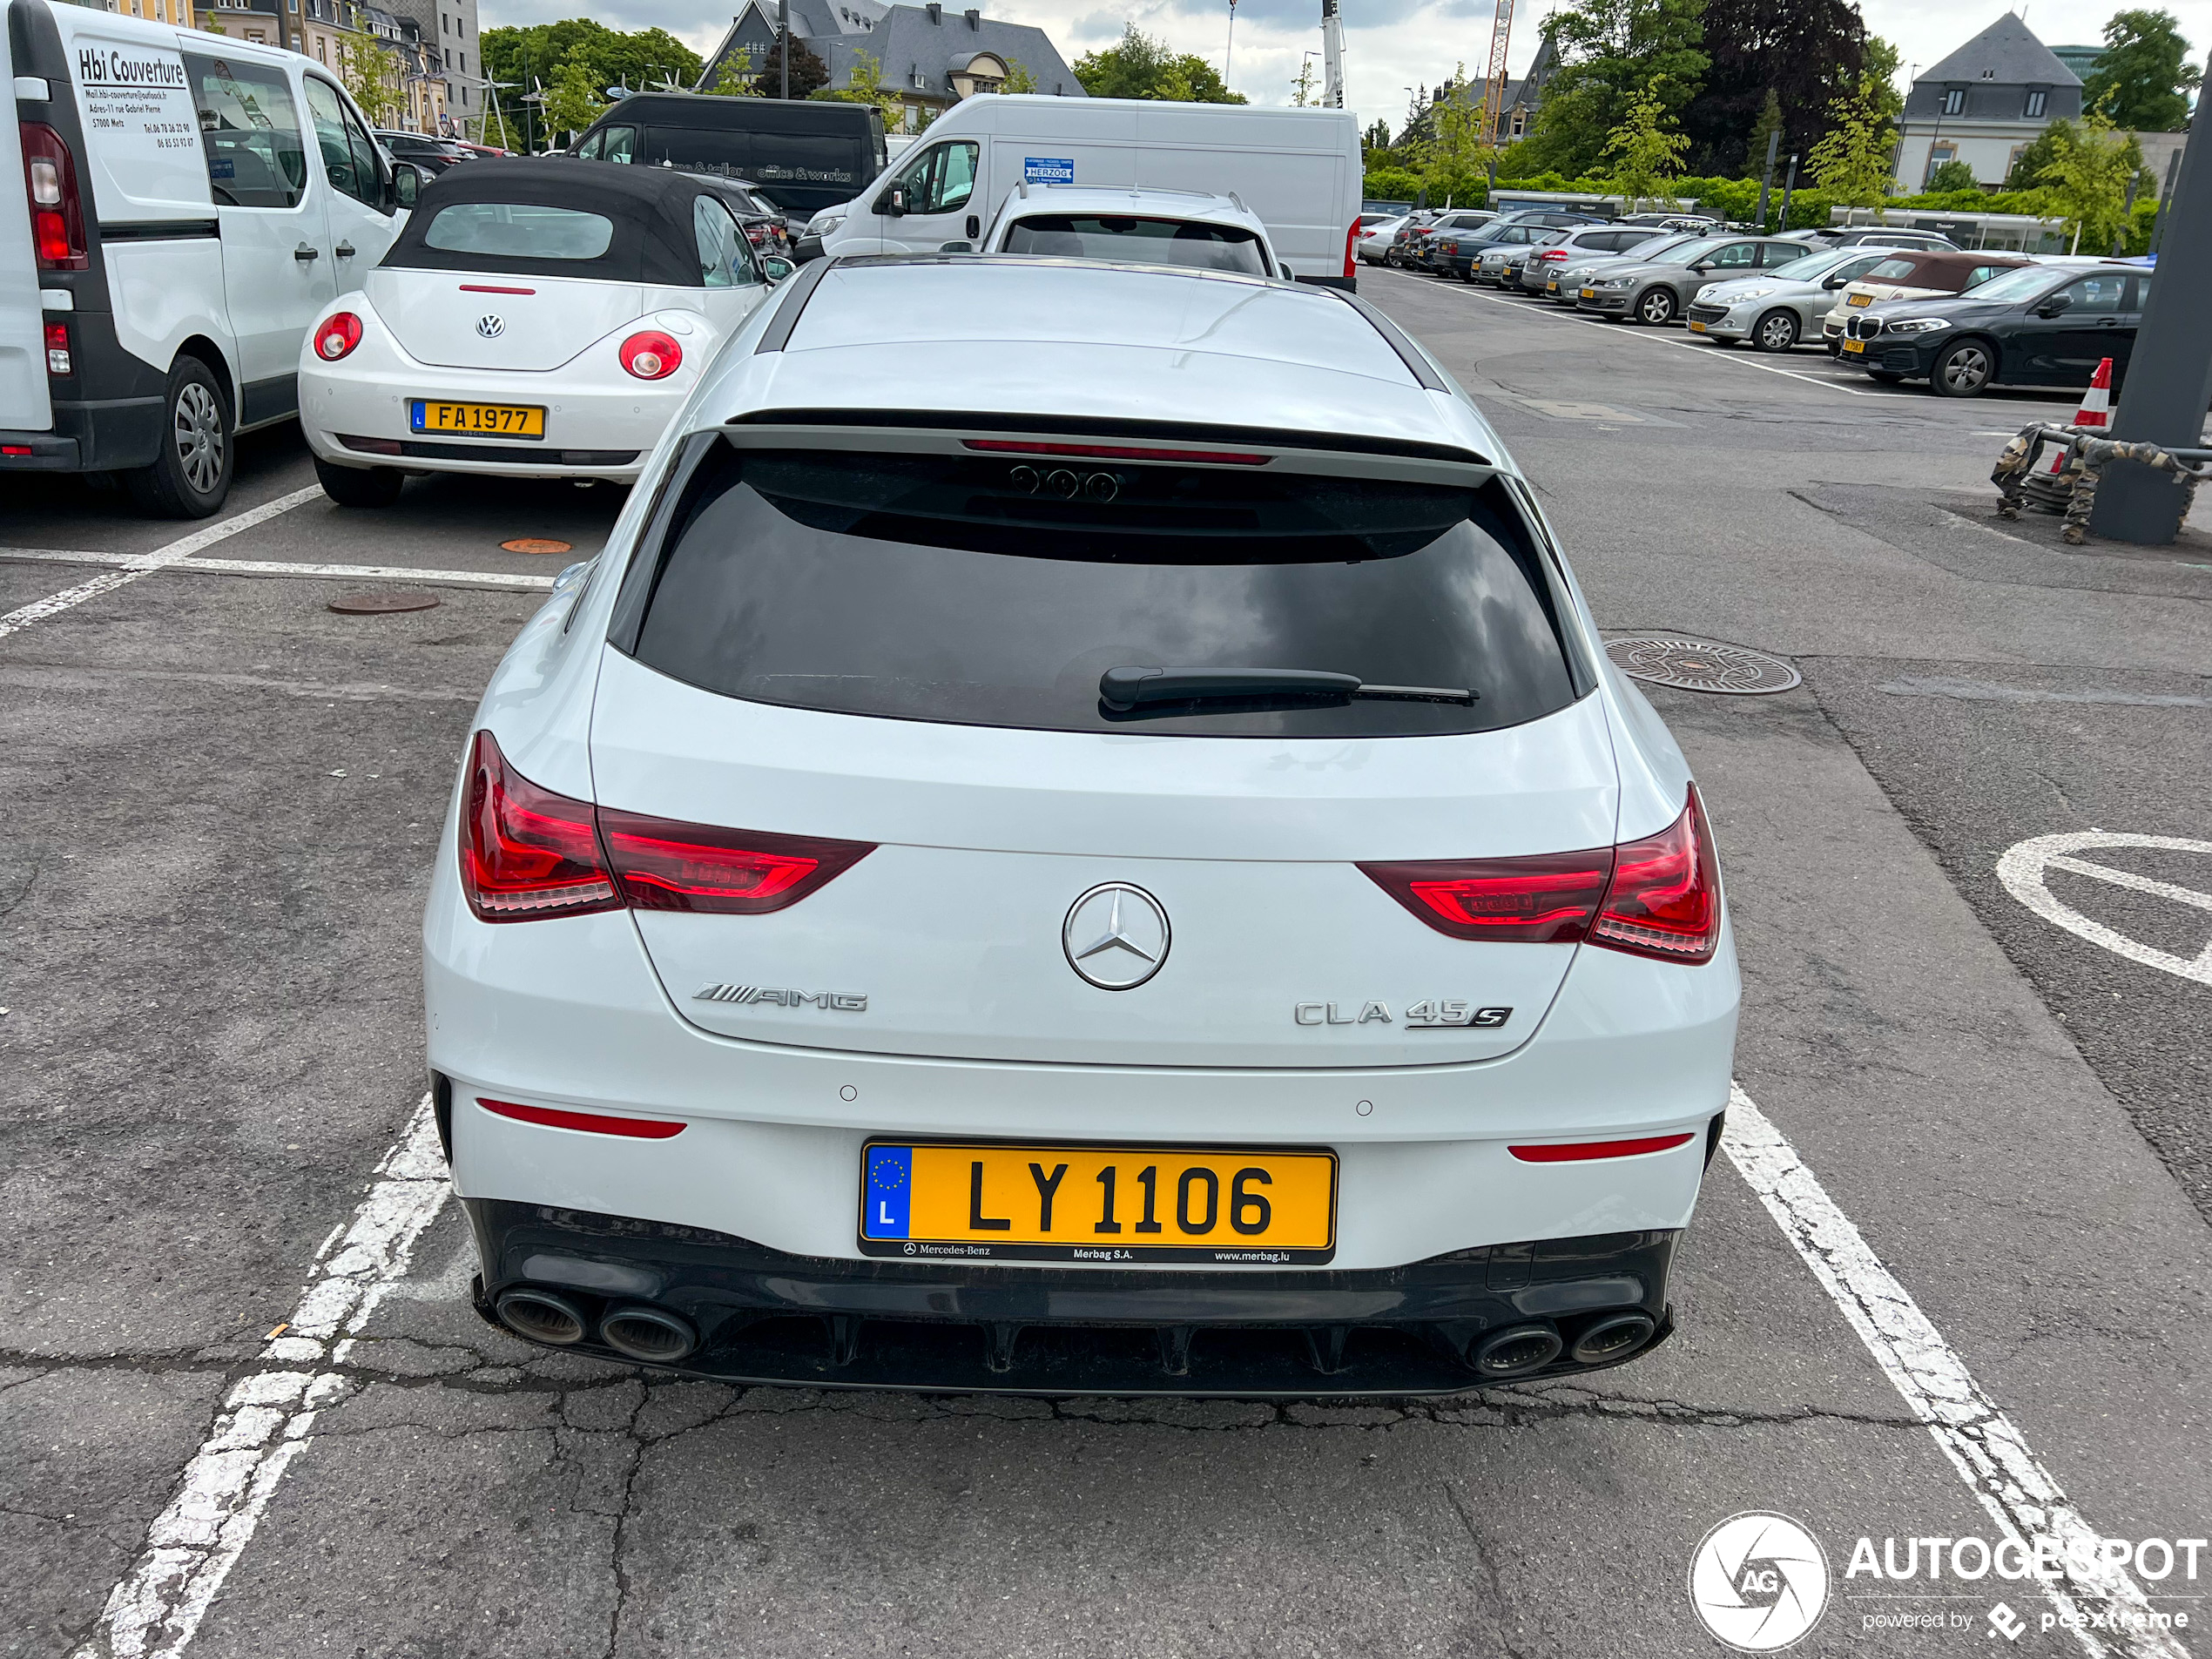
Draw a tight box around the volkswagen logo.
[475,314,505,339]
[1062,882,1170,990]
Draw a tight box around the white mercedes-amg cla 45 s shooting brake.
[425,253,1741,1395]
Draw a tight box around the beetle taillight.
[619,330,682,381]
[315,311,363,361]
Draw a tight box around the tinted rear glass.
[424,203,614,260]
[1003,215,1269,274]
[642,125,868,210]
[625,445,1581,738]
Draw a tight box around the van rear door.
[1,15,56,434]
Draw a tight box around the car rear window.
[1002,215,1269,275]
[623,444,1582,738]
[423,203,615,260]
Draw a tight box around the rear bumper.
[0,428,79,469]
[465,1195,1683,1395]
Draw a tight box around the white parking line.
[0,488,322,641]
[0,547,556,592]
[1725,1085,2181,1658]
[70,1096,450,1659]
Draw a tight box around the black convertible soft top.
[382,158,717,286]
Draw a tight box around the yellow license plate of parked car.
[1546,279,1559,293]
[1580,287,1596,299]
[410,400,545,438]
[859,1141,1338,1264]
[1847,293,1873,307]
[1689,320,1707,333]
[1842,338,1866,354]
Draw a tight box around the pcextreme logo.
[1689,1513,1831,1651]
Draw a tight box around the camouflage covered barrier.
[1993,426,2208,543]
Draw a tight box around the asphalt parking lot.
[5,269,2210,1659]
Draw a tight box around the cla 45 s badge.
[1292,1001,1512,1028]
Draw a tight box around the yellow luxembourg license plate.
[1580,287,1596,299]
[410,400,544,438]
[1847,293,1873,307]
[1843,338,1866,354]
[860,1142,1338,1264]
[1689,320,1707,333]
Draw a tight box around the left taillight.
[1358,786,1721,965]
[459,731,875,923]
[1343,217,1359,280]
[461,731,620,922]
[619,330,682,381]
[44,321,70,376]
[19,123,87,272]
[314,311,363,361]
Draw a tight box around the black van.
[572,94,887,219]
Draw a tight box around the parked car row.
[1388,206,2144,399]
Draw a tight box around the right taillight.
[315,311,363,361]
[458,731,874,924]
[20,123,87,272]
[1359,786,1719,964]
[1589,786,1721,964]
[618,330,681,381]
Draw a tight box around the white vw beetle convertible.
[300,158,788,505]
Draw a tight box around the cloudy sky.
[483,0,2212,129]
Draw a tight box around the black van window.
[626,446,1581,738]
[186,54,307,209]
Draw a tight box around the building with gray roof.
[1896,13,2082,189]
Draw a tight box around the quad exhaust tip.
[599,1305,699,1364]
[1471,1323,1563,1377]
[496,1287,588,1345]
[1570,1311,1656,1366]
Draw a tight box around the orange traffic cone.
[2047,356,2114,474]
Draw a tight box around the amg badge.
[694,984,867,1012]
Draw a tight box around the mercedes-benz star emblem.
[475,314,505,339]
[1062,882,1170,990]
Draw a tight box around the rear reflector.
[598,811,874,914]
[478,1096,685,1139]
[1509,1133,1696,1163]
[1359,786,1720,964]
[459,284,536,294]
[458,730,873,923]
[963,439,1270,466]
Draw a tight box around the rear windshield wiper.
[1099,665,1476,712]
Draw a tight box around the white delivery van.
[3,0,409,515]
[816,96,1364,288]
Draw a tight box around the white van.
[813,95,1363,287]
[3,0,408,515]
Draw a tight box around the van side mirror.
[392,165,421,211]
[884,185,908,216]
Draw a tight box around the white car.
[978,185,1285,278]
[1357,216,1406,264]
[1685,245,1920,351]
[300,159,786,505]
[427,255,1739,1395]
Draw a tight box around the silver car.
[1682,246,1919,352]
[1515,225,1673,294]
[1549,233,1704,307]
[1576,236,1810,326]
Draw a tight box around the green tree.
[482,22,703,148]
[2005,118,2074,188]
[1072,24,1247,103]
[334,34,403,128]
[1740,85,1782,179]
[1862,34,1904,124]
[1001,58,1039,93]
[759,32,829,98]
[1805,71,1895,205]
[1602,77,1690,201]
[704,46,765,97]
[2083,9,2201,131]
[1514,0,1708,179]
[813,47,888,111]
[540,55,605,141]
[2038,109,2146,250]
[1924,158,1979,192]
[1292,56,1318,106]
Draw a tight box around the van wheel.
[124,356,232,518]
[314,456,407,508]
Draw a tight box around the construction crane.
[1478,0,1514,144]
[1319,0,1345,108]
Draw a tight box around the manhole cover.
[328,590,441,615]
[1605,637,1801,694]
[502,537,573,555]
